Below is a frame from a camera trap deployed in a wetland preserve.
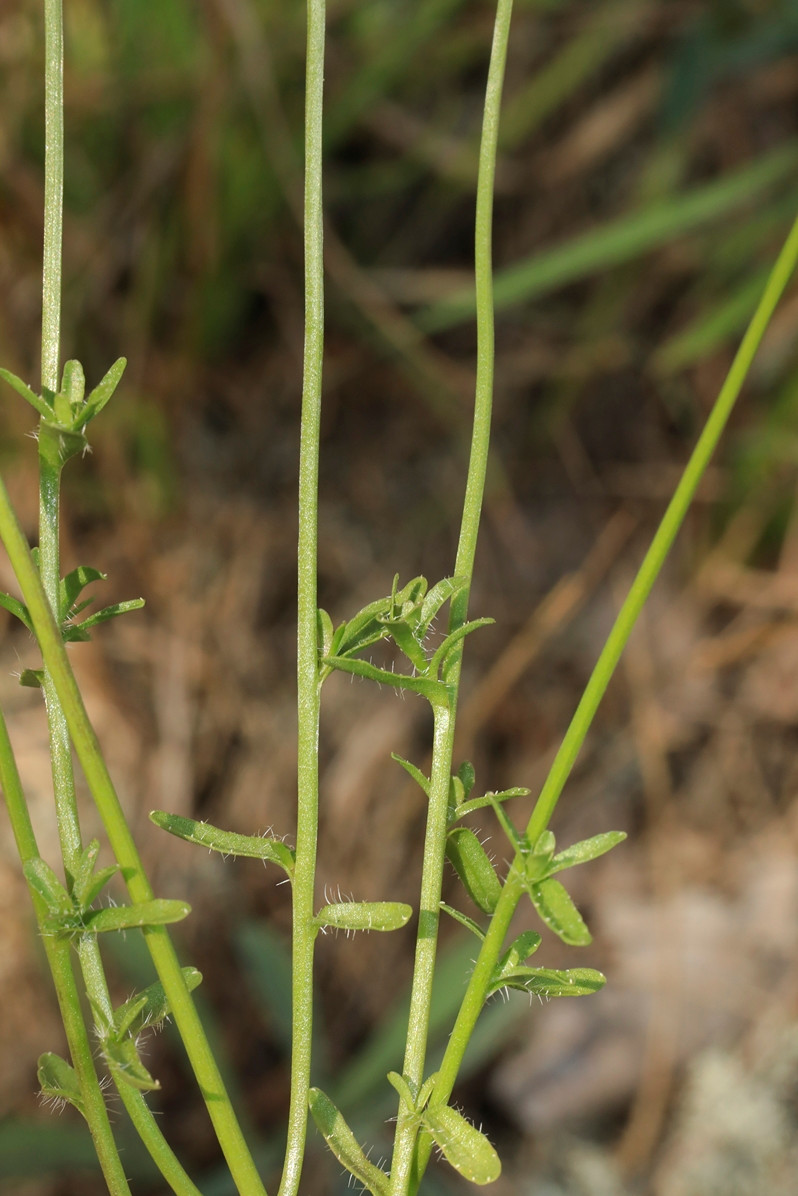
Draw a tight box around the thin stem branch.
[41,0,63,394]
[278,2,326,1194]
[387,5,514,1193]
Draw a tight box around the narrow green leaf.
[392,574,427,614]
[391,753,430,796]
[386,1071,417,1111]
[315,901,412,933]
[70,839,118,910]
[18,668,43,689]
[60,360,85,405]
[322,655,449,707]
[113,967,203,1041]
[494,929,542,981]
[80,866,120,911]
[549,830,627,875]
[456,784,529,819]
[23,858,72,918]
[379,618,429,672]
[439,902,486,940]
[0,592,33,632]
[37,1053,85,1118]
[80,357,126,424]
[82,898,191,934]
[526,877,591,945]
[445,828,502,915]
[0,368,53,418]
[337,593,394,655]
[58,565,105,622]
[524,829,557,882]
[149,810,295,875]
[456,760,476,799]
[104,1037,159,1091]
[418,576,464,628]
[309,1088,389,1196]
[317,607,334,659]
[77,598,145,632]
[488,795,528,854]
[489,965,606,998]
[430,618,494,676]
[421,1104,501,1185]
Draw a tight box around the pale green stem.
[414,209,798,1187]
[387,4,514,1192]
[278,3,326,1195]
[41,0,62,393]
[37,5,205,1190]
[388,707,452,1196]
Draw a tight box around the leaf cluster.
[318,574,493,707]
[23,840,190,941]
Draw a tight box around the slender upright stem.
[278,2,326,1194]
[42,0,63,393]
[388,5,514,1193]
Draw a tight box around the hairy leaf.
[37,1053,85,1118]
[446,828,501,914]
[82,898,191,935]
[315,901,412,933]
[149,810,295,875]
[421,1104,501,1185]
[526,877,591,945]
[549,830,627,875]
[309,1088,389,1196]
[488,965,606,999]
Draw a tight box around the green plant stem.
[388,707,452,1196]
[0,710,132,1195]
[42,0,63,392]
[37,6,205,1190]
[414,207,798,1187]
[388,5,514,1193]
[278,4,326,1196]
[0,480,267,1196]
[40,0,82,880]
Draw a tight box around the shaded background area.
[2,0,798,1192]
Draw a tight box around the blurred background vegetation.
[2,0,798,1192]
